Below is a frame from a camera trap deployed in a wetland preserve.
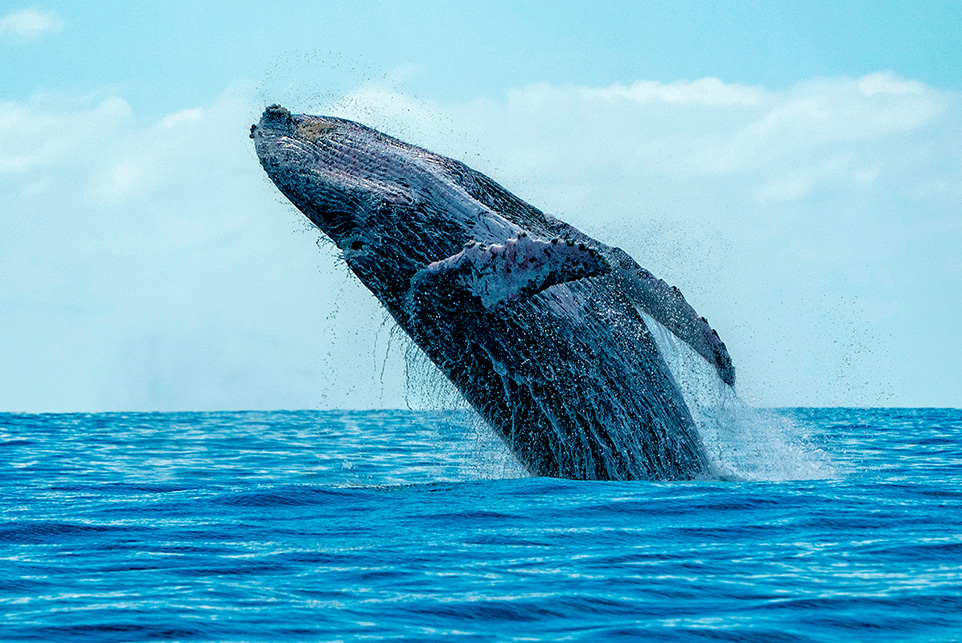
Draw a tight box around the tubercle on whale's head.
[252,105,394,242]
[252,105,480,295]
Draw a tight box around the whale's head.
[252,105,520,299]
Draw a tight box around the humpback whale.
[252,105,735,480]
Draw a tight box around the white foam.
[640,310,835,481]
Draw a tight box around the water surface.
[2,408,961,641]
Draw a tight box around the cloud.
[691,74,946,176]
[0,84,400,412]
[86,105,209,204]
[0,96,131,173]
[0,8,62,39]
[322,73,962,407]
[2,73,960,411]
[326,73,955,234]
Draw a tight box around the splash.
[641,311,835,481]
[399,306,835,481]
[401,342,528,479]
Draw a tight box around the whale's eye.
[351,240,364,250]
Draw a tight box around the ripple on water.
[0,409,961,642]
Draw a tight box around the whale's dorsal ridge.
[412,235,610,310]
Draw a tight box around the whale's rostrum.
[252,104,735,480]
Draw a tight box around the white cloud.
[755,173,812,204]
[86,105,214,204]
[513,78,767,108]
[1,73,960,411]
[0,8,62,39]
[694,75,945,175]
[323,73,961,407]
[0,96,130,173]
[0,85,394,412]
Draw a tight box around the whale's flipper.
[607,248,736,386]
[412,236,610,310]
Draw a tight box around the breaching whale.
[252,105,735,480]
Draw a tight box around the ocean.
[2,407,961,641]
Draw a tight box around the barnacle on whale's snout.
[296,119,336,143]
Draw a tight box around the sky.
[2,1,961,412]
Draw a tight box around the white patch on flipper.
[424,236,609,309]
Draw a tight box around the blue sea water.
[2,408,961,642]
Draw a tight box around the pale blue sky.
[2,2,961,411]
[7,1,962,111]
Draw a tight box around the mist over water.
[401,339,529,480]
[643,311,835,481]
[396,305,835,483]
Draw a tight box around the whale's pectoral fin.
[413,235,610,310]
[608,247,736,386]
